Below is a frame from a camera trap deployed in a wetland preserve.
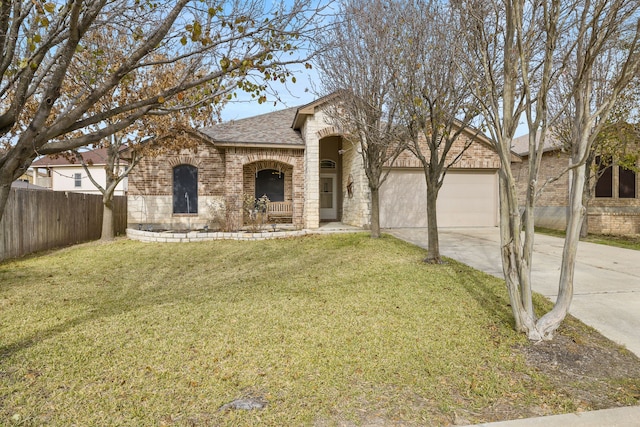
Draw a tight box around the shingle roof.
[31,147,127,167]
[200,107,304,147]
[511,132,564,156]
[11,180,51,190]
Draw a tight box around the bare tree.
[397,0,483,263]
[0,0,326,223]
[315,0,407,238]
[458,0,640,340]
[552,66,640,237]
[536,0,640,336]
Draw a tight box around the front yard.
[1,233,639,426]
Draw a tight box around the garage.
[379,169,498,228]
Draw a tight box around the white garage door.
[379,170,498,228]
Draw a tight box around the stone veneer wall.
[309,107,372,228]
[302,111,321,228]
[340,140,371,228]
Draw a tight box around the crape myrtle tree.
[397,0,483,263]
[0,0,326,223]
[551,71,640,238]
[66,38,222,241]
[315,0,408,238]
[456,0,640,340]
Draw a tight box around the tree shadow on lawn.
[442,257,518,329]
[0,277,174,360]
[442,257,640,413]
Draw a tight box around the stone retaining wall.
[126,227,361,243]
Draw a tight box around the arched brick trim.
[317,126,343,139]
[246,160,294,175]
[168,155,203,168]
[243,153,295,168]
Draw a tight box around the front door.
[320,174,337,220]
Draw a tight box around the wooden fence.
[0,188,127,262]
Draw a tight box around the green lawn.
[0,233,636,426]
[535,227,640,250]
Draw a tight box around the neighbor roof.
[200,107,304,148]
[31,147,127,167]
[11,180,51,191]
[511,132,564,156]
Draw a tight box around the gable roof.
[199,107,304,148]
[512,132,564,157]
[31,147,127,167]
[292,93,340,130]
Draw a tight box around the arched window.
[320,159,336,169]
[255,169,284,202]
[173,164,198,213]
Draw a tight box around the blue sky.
[220,63,320,121]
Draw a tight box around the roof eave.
[212,141,305,150]
[292,93,340,130]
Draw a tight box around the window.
[255,169,284,201]
[594,156,612,198]
[74,173,82,188]
[619,166,636,198]
[320,159,336,169]
[595,156,637,199]
[173,165,198,214]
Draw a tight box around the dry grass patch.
[1,233,638,426]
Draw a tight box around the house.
[15,168,48,186]
[127,97,502,231]
[10,180,51,191]
[511,134,640,235]
[31,147,128,196]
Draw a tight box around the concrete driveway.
[387,227,640,357]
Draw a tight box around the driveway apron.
[387,227,640,358]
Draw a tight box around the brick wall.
[128,142,225,196]
[128,138,304,231]
[513,150,640,235]
[224,147,304,230]
[392,132,501,169]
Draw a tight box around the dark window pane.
[173,165,198,213]
[255,169,284,202]
[619,166,636,198]
[595,157,613,198]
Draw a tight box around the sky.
[219,60,321,122]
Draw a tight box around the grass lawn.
[1,233,638,426]
[535,227,640,251]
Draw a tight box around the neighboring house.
[31,147,128,196]
[10,180,51,191]
[128,97,502,231]
[511,134,640,235]
[16,168,48,185]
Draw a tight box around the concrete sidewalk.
[387,227,640,427]
[470,405,640,426]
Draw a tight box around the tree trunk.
[424,177,441,264]
[536,162,586,338]
[579,163,593,238]
[498,164,542,340]
[101,198,115,241]
[370,186,381,238]
[0,181,10,224]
